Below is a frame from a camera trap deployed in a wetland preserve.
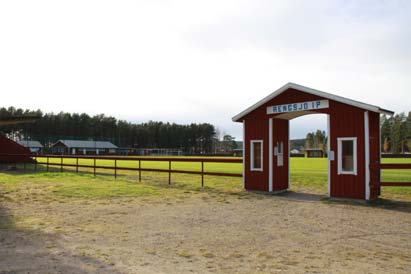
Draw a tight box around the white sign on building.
[267,100,329,114]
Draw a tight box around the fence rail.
[3,154,411,188]
[12,154,243,187]
[34,154,242,163]
[371,163,411,187]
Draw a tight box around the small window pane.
[253,142,262,169]
[341,140,353,172]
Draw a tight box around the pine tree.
[380,115,392,152]
[383,138,390,153]
[391,113,406,153]
[305,133,314,149]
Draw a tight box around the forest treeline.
[289,130,327,152]
[305,130,327,150]
[0,107,218,154]
[293,112,411,154]
[381,113,411,153]
[2,106,410,154]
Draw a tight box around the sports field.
[36,155,242,174]
[1,157,411,273]
[33,156,411,197]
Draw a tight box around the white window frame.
[250,140,263,171]
[337,137,357,175]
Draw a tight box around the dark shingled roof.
[54,140,118,149]
[17,140,43,148]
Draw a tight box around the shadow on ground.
[265,190,411,214]
[0,194,122,273]
[277,191,325,202]
[322,194,411,214]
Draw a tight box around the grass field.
[35,155,242,174]
[291,157,411,197]
[5,156,411,200]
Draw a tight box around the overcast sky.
[1,0,410,140]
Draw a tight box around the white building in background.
[17,140,44,154]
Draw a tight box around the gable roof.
[17,140,43,148]
[232,82,394,122]
[54,140,118,149]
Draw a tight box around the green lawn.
[34,156,242,174]
[290,157,411,196]
[1,157,410,201]
[290,158,328,192]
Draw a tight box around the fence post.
[114,159,117,179]
[60,157,63,172]
[201,161,204,188]
[139,160,141,182]
[23,162,26,170]
[47,156,49,172]
[76,157,79,173]
[94,158,96,176]
[34,159,37,171]
[168,160,171,185]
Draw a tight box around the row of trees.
[4,106,409,154]
[381,112,411,153]
[301,112,411,154]
[0,107,219,154]
[305,130,327,151]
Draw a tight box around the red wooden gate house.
[233,83,394,200]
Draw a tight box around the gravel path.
[1,191,411,273]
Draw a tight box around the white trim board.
[269,118,273,192]
[327,114,331,197]
[288,121,290,189]
[242,120,245,190]
[232,82,394,122]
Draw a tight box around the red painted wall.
[243,110,269,191]
[268,88,326,106]
[329,100,365,199]
[368,111,381,199]
[0,135,33,163]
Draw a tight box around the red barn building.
[0,135,33,163]
[233,83,394,200]
[0,116,38,163]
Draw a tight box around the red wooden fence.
[371,163,411,187]
[3,154,411,188]
[28,154,243,187]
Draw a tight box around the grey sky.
[1,0,410,140]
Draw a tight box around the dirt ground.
[1,189,411,274]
